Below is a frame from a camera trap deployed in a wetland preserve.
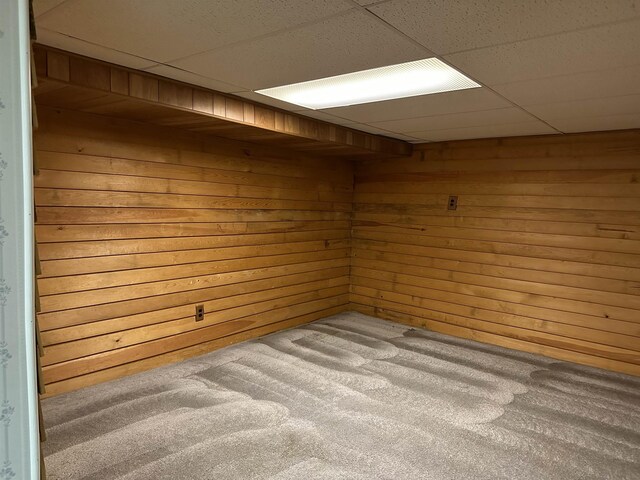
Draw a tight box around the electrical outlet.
[447,195,458,210]
[195,304,205,322]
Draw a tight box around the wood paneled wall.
[35,106,352,396]
[351,130,640,376]
[35,103,640,395]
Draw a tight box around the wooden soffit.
[32,45,412,159]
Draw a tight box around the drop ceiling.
[33,0,640,142]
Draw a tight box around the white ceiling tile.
[321,87,510,123]
[33,0,67,18]
[493,64,640,106]
[36,28,157,70]
[368,0,640,55]
[33,1,640,140]
[171,9,431,90]
[445,20,640,86]
[411,121,558,142]
[370,107,538,133]
[524,94,640,121]
[548,113,640,133]
[144,65,244,93]
[36,0,354,63]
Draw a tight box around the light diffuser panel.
[255,58,481,110]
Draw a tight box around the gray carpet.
[43,312,640,480]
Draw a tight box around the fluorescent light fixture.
[255,58,481,110]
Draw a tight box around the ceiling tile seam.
[37,3,558,137]
[41,32,636,131]
[354,123,423,137]
[38,27,161,68]
[490,60,640,93]
[538,111,640,126]
[141,64,250,93]
[35,0,76,20]
[39,27,249,93]
[387,133,424,141]
[157,7,360,66]
[437,16,640,57]
[354,0,394,7]
[404,119,558,135]
[363,105,526,127]
[512,91,640,110]
[34,34,398,140]
[411,130,557,142]
[356,4,565,135]
[312,109,375,126]
[349,0,434,55]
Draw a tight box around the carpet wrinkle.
[114,423,334,480]
[202,346,561,479]
[390,344,528,396]
[233,349,381,402]
[44,312,640,480]
[212,355,445,451]
[533,382,640,420]
[265,332,370,368]
[44,354,245,428]
[314,405,548,480]
[321,315,410,340]
[465,423,613,480]
[301,323,399,357]
[43,383,171,428]
[503,405,640,462]
[531,369,640,407]
[47,400,290,479]
[404,328,553,367]
[46,379,250,454]
[549,362,640,389]
[485,414,639,479]
[358,372,505,426]
[238,342,392,391]
[206,362,331,412]
[393,336,546,383]
[268,458,374,480]
[517,388,640,434]
[78,447,175,480]
[293,334,393,363]
[264,332,368,369]
[363,357,515,406]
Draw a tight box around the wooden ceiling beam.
[32,45,412,159]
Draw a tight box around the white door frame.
[0,0,40,479]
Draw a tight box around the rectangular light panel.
[255,58,481,110]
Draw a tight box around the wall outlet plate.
[195,304,205,322]
[447,195,458,210]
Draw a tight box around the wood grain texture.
[35,107,353,395]
[351,130,640,377]
[32,44,411,159]
[32,45,640,388]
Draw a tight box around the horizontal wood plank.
[42,304,347,397]
[352,130,640,376]
[33,44,412,159]
[35,108,353,394]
